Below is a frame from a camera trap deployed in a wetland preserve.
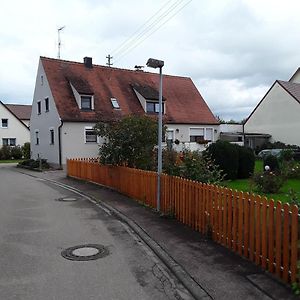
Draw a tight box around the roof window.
[111,98,120,109]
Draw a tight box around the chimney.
[84,57,93,68]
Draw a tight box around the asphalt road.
[0,165,193,300]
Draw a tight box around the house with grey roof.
[30,56,219,167]
[244,69,300,148]
[0,101,31,147]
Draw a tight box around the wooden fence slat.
[268,200,275,273]
[238,191,244,256]
[255,195,261,265]
[275,202,282,278]
[290,205,298,283]
[243,193,250,258]
[261,198,268,269]
[282,203,290,283]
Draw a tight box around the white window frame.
[2,138,16,146]
[84,127,97,143]
[189,127,214,142]
[80,95,94,110]
[111,98,120,109]
[1,118,8,128]
[166,129,175,142]
[146,101,165,114]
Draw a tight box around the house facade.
[30,56,219,167]
[244,69,300,148]
[0,101,31,147]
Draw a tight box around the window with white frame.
[2,138,16,146]
[35,130,39,145]
[85,127,97,143]
[190,128,204,142]
[166,129,174,142]
[205,128,213,142]
[1,118,8,128]
[50,128,54,145]
[111,98,120,109]
[146,101,164,114]
[81,95,93,110]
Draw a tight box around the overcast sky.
[1,0,300,121]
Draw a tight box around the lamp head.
[146,58,164,69]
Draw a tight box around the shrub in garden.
[279,149,294,162]
[252,171,285,193]
[237,146,255,178]
[0,145,11,160]
[10,146,23,159]
[204,140,239,180]
[281,160,300,179]
[22,142,30,159]
[18,159,49,169]
[263,155,280,172]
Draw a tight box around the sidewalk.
[25,168,297,300]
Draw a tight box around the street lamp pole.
[146,58,164,212]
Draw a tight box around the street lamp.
[146,58,164,212]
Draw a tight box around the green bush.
[22,142,30,159]
[10,146,23,159]
[281,161,300,179]
[252,171,285,193]
[18,159,49,169]
[0,146,11,160]
[237,146,255,178]
[263,155,280,172]
[204,141,239,180]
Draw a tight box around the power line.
[111,0,175,56]
[114,0,192,64]
[112,0,187,58]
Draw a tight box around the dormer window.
[111,98,120,109]
[81,95,92,110]
[146,101,164,114]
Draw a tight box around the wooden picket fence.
[67,158,299,284]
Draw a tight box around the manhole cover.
[61,244,109,261]
[56,197,78,202]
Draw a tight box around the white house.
[0,101,31,147]
[244,68,300,148]
[30,56,219,167]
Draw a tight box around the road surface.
[0,164,192,300]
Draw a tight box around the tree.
[94,115,165,170]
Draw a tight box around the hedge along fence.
[67,158,299,285]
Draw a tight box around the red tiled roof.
[5,104,32,120]
[41,57,218,124]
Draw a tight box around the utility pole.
[106,54,113,67]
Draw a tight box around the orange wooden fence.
[67,158,299,284]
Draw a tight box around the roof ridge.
[40,56,191,80]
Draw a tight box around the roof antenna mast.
[106,54,113,67]
[57,26,65,59]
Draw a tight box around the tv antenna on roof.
[57,26,65,59]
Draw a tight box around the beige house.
[30,56,219,167]
[0,101,31,147]
[244,69,300,148]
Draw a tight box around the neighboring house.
[244,68,300,148]
[219,123,244,146]
[30,56,219,167]
[0,101,31,147]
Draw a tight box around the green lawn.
[0,160,24,164]
[221,160,300,203]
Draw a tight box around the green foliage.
[163,149,224,184]
[22,142,31,159]
[204,140,239,180]
[18,159,49,169]
[237,146,255,179]
[281,161,300,179]
[10,146,23,159]
[279,149,294,162]
[263,155,280,172]
[0,145,11,160]
[95,116,163,170]
[252,171,285,193]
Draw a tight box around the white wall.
[30,59,61,164]
[220,124,243,133]
[244,82,300,146]
[290,70,300,83]
[61,122,104,164]
[0,104,30,146]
